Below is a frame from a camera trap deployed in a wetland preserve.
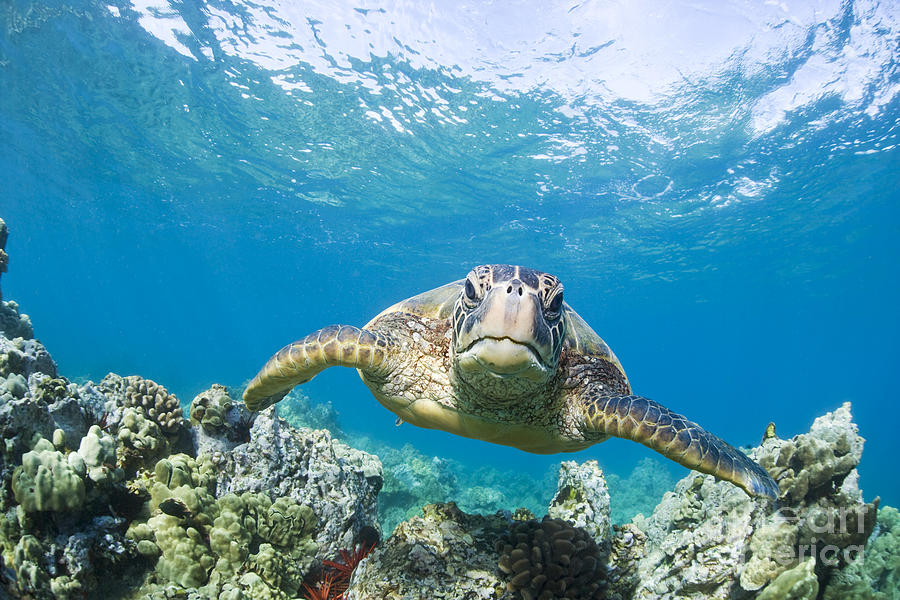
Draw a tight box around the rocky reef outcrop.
[0,351,383,599]
[0,225,383,600]
[346,402,892,600]
[624,402,876,600]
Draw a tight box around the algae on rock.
[346,502,508,600]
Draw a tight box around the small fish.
[159,497,192,520]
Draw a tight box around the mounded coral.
[758,558,818,600]
[760,405,865,504]
[189,383,232,434]
[117,406,170,474]
[125,452,320,597]
[11,436,85,512]
[76,424,123,484]
[0,300,33,340]
[189,385,255,460]
[0,334,55,381]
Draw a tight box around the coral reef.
[283,387,558,535]
[344,403,888,600]
[346,502,508,599]
[497,516,608,600]
[623,402,878,599]
[189,383,256,459]
[0,314,381,600]
[11,435,85,512]
[346,459,614,598]
[354,436,557,534]
[212,409,383,560]
[757,558,818,600]
[823,505,900,600]
[124,376,184,435]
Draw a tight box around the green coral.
[117,407,169,474]
[740,518,799,590]
[124,375,184,434]
[250,542,305,597]
[125,454,219,587]
[153,453,215,491]
[149,510,217,588]
[30,376,76,405]
[76,424,122,484]
[758,558,819,600]
[190,384,232,433]
[13,534,49,594]
[126,454,318,598]
[259,496,317,549]
[49,574,84,600]
[209,493,256,576]
[11,437,85,512]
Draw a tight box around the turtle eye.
[547,291,564,314]
[463,279,479,306]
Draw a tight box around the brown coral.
[189,384,231,433]
[124,376,183,434]
[497,516,608,600]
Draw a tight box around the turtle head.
[451,265,566,399]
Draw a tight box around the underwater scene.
[1,0,899,598]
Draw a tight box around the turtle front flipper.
[243,325,393,411]
[580,394,779,499]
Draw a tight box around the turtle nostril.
[518,287,523,296]
[507,285,512,294]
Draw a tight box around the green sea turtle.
[244,264,778,499]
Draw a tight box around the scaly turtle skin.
[244,264,778,499]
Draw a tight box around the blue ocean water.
[1,0,898,509]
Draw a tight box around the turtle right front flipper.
[243,325,394,411]
[579,394,779,499]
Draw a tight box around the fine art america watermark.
[769,505,869,566]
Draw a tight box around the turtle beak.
[456,279,554,377]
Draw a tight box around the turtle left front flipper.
[580,394,779,499]
[243,324,394,411]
